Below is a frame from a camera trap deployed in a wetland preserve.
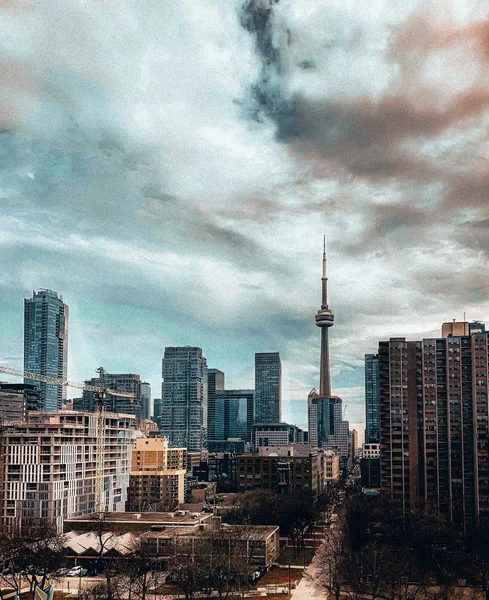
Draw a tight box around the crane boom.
[0,364,136,514]
[0,365,134,398]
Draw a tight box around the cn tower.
[315,236,334,396]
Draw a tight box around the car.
[67,567,88,577]
[54,568,70,577]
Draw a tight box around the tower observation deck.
[315,237,334,396]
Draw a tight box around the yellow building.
[127,437,187,511]
[322,450,340,483]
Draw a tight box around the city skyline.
[2,1,489,433]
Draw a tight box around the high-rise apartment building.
[140,382,152,420]
[379,322,489,530]
[365,354,380,444]
[24,289,68,412]
[254,353,281,423]
[127,437,186,511]
[161,347,207,452]
[207,369,225,442]
[0,411,135,532]
[0,383,39,424]
[80,373,142,418]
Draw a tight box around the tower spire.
[315,236,334,397]
[322,235,328,308]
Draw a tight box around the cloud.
[1,0,489,430]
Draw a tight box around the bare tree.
[316,528,346,600]
[0,520,65,600]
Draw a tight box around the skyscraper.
[24,289,68,412]
[80,373,141,417]
[207,369,225,442]
[365,354,380,444]
[254,353,281,423]
[140,382,152,420]
[161,347,207,452]
[378,322,489,530]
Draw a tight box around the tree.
[466,516,489,600]
[87,511,124,600]
[224,489,315,558]
[166,541,202,600]
[0,520,65,600]
[316,528,346,600]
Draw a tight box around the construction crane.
[0,365,134,513]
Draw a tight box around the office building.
[252,422,303,449]
[308,389,330,448]
[254,353,281,423]
[161,347,207,452]
[152,398,162,429]
[140,382,151,420]
[127,437,186,511]
[379,322,489,530]
[211,388,255,445]
[365,354,380,444]
[0,411,135,532]
[207,369,225,442]
[24,289,68,412]
[351,429,359,459]
[363,443,380,459]
[80,373,142,418]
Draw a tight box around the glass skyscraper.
[140,382,152,420]
[254,352,281,423]
[365,353,380,444]
[24,289,69,412]
[80,373,142,417]
[207,369,225,442]
[161,347,207,452]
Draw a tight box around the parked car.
[67,567,88,577]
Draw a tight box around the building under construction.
[0,410,136,532]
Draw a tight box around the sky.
[1,0,489,434]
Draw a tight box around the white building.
[362,443,380,459]
[0,411,136,532]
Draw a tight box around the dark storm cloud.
[282,90,489,180]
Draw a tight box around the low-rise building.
[64,510,212,534]
[141,521,279,571]
[236,446,318,495]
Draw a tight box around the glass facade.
[140,382,151,420]
[254,352,281,423]
[365,353,380,444]
[23,289,68,412]
[207,369,225,442]
[161,347,207,452]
